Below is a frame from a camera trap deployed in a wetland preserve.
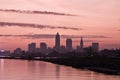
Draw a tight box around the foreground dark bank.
[40,57,120,75]
[1,56,120,75]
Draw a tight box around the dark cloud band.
[0,34,110,39]
[0,22,82,31]
[0,9,77,16]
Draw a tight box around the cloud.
[61,35,110,38]
[0,9,77,16]
[74,40,100,43]
[0,22,82,31]
[0,34,110,39]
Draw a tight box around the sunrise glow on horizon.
[0,0,120,51]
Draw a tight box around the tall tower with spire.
[80,37,83,48]
[55,33,60,49]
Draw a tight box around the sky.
[0,0,120,51]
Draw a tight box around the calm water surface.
[0,59,119,80]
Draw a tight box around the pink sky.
[0,0,120,51]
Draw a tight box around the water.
[0,59,119,80]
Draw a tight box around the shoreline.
[0,57,120,75]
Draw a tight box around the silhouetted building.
[47,47,53,54]
[66,38,73,52]
[28,43,36,53]
[40,42,47,54]
[55,33,60,50]
[60,45,66,53]
[75,37,84,53]
[92,43,99,53]
[80,37,83,48]
[40,42,47,49]
[76,46,80,52]
[14,48,22,54]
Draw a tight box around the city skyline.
[0,33,100,53]
[0,0,120,51]
[0,32,119,52]
[21,33,99,54]
[0,1,120,79]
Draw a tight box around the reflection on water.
[0,59,119,80]
[0,59,4,73]
[55,65,60,78]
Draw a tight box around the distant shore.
[0,56,120,75]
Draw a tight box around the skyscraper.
[55,33,60,49]
[92,43,99,53]
[28,43,36,53]
[40,42,47,53]
[80,37,83,48]
[66,38,72,51]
